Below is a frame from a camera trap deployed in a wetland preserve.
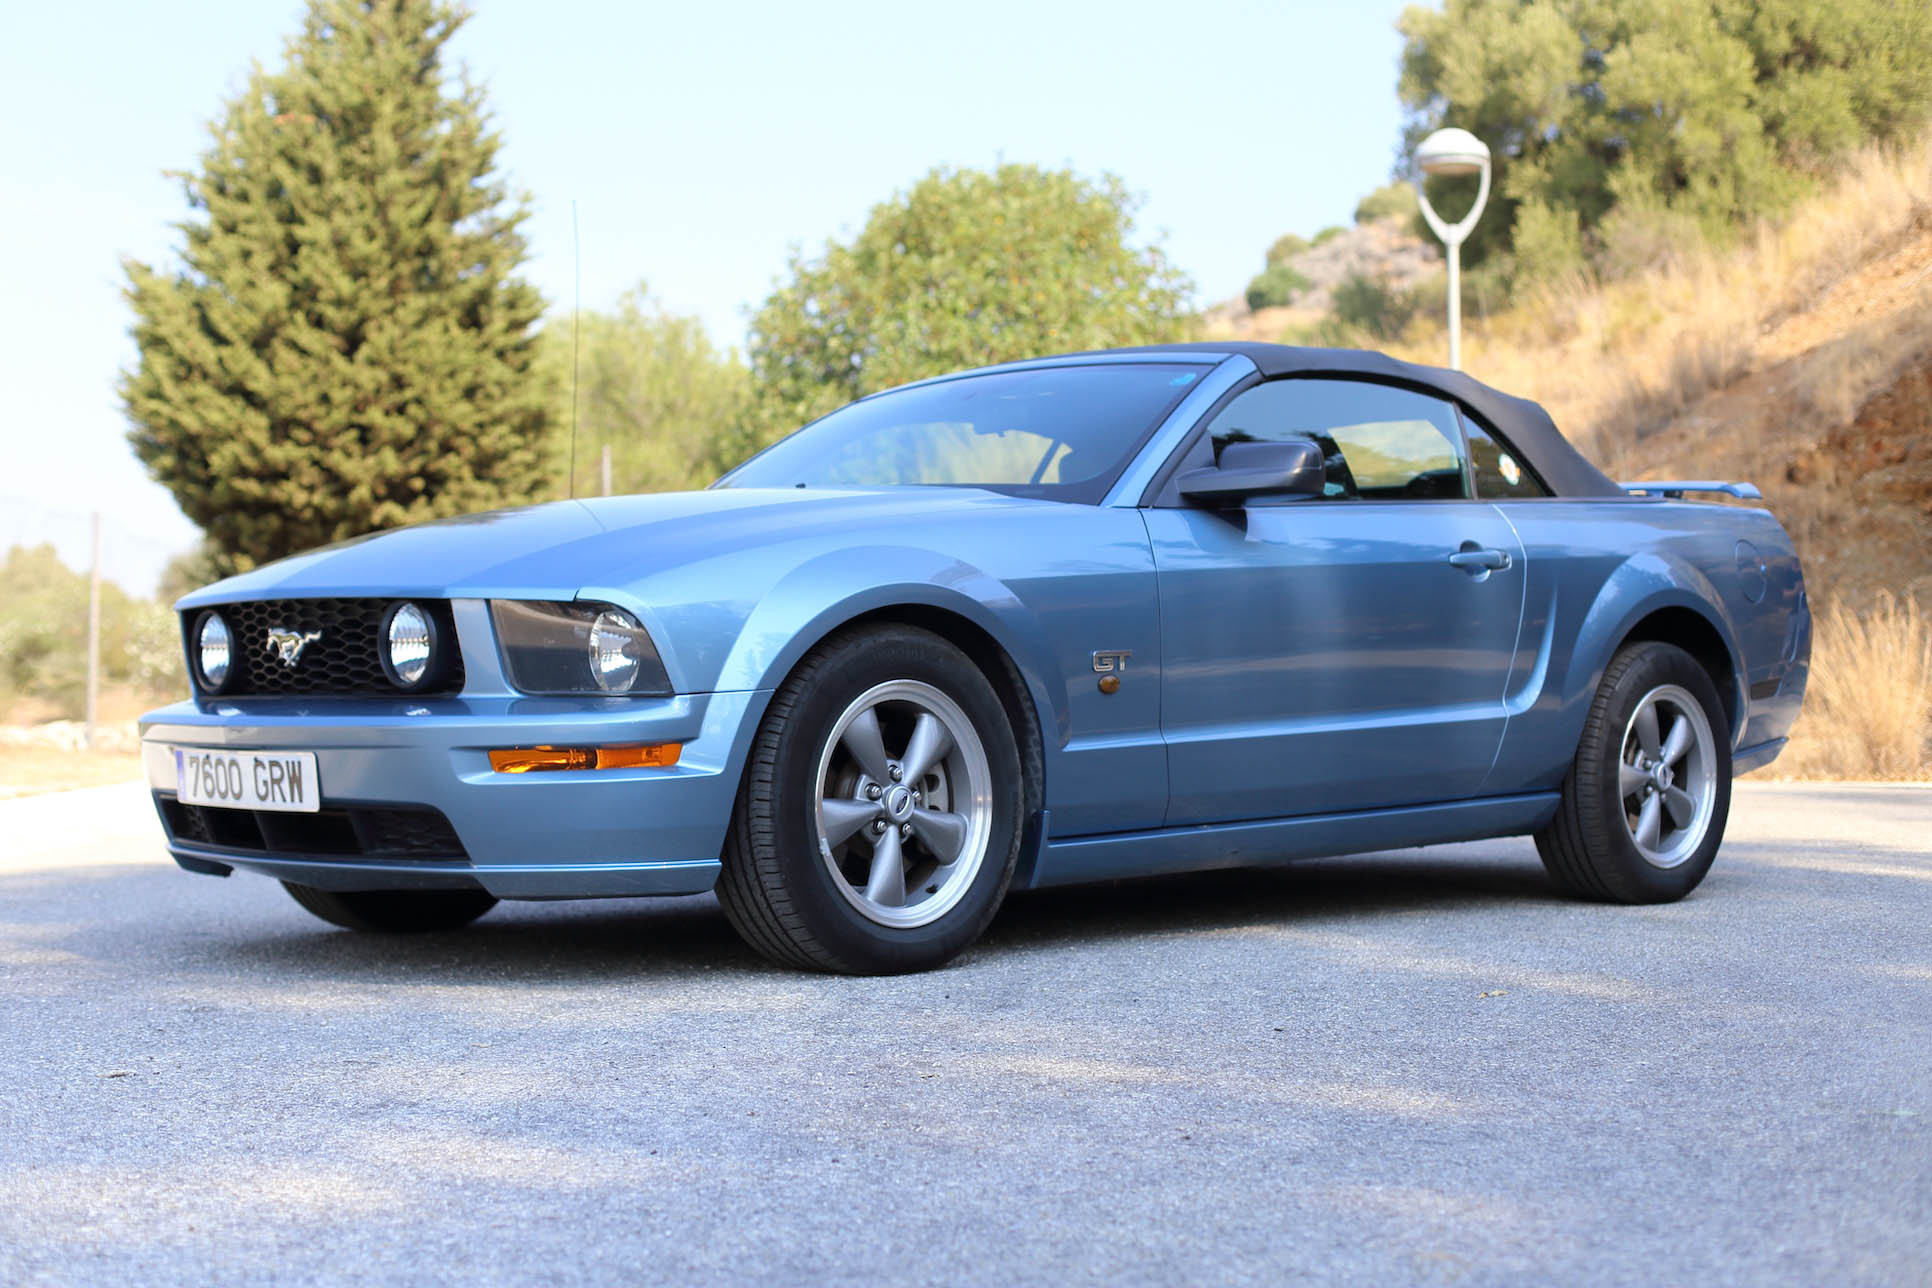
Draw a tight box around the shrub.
[1355,182,1419,224]
[1246,263,1313,311]
[1511,199,1588,287]
[1329,273,1418,340]
[1266,233,1310,268]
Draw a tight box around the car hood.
[176,487,1054,607]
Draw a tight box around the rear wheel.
[1536,641,1732,903]
[282,883,498,933]
[716,624,1025,974]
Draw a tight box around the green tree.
[121,0,550,576]
[742,164,1194,455]
[1396,0,1932,276]
[0,546,183,716]
[548,285,751,496]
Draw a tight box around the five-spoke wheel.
[814,680,993,928]
[1615,683,1718,868]
[1537,640,1732,903]
[716,624,1025,973]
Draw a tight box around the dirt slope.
[1621,223,1932,604]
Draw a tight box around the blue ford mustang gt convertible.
[141,342,1811,973]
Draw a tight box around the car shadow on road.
[986,845,1561,956]
[136,842,1566,983]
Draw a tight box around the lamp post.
[1415,127,1491,372]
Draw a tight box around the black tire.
[716,624,1026,974]
[282,883,498,933]
[1536,640,1733,903]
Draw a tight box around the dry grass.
[0,746,144,800]
[1775,594,1932,780]
[0,718,145,798]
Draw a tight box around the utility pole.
[85,511,101,753]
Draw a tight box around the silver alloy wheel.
[1616,683,1718,869]
[813,679,994,929]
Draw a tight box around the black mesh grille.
[161,795,214,844]
[157,795,468,861]
[187,598,463,697]
[357,808,469,857]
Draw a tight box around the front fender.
[712,546,1070,742]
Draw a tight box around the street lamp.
[1415,127,1491,372]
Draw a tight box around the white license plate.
[172,747,320,813]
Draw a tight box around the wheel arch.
[1615,605,1741,735]
[1566,553,1748,746]
[717,562,1059,881]
[821,604,1046,819]
[738,602,1051,891]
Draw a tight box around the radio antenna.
[567,199,582,499]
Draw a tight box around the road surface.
[2,780,1927,1284]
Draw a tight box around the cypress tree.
[121,0,550,575]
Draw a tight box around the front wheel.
[1536,641,1733,903]
[282,883,498,933]
[716,624,1025,974]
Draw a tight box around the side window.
[1194,378,1471,501]
[1462,415,1550,499]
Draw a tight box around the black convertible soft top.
[1095,341,1623,499]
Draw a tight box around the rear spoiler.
[1620,480,1762,500]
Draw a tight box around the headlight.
[490,600,672,696]
[382,601,438,690]
[193,610,232,692]
[587,608,649,693]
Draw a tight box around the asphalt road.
[2,781,1928,1286]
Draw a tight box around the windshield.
[719,363,1210,503]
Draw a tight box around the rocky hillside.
[1203,215,1441,339]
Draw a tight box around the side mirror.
[1178,438,1326,507]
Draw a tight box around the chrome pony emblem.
[266,627,323,669]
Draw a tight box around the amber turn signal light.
[488,743,681,773]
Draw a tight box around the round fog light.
[195,611,232,691]
[383,602,435,689]
[587,609,644,693]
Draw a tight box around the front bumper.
[140,689,769,899]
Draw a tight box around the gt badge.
[1091,650,1131,673]
[266,627,323,669]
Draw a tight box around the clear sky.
[0,0,1417,596]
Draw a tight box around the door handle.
[1448,546,1512,573]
